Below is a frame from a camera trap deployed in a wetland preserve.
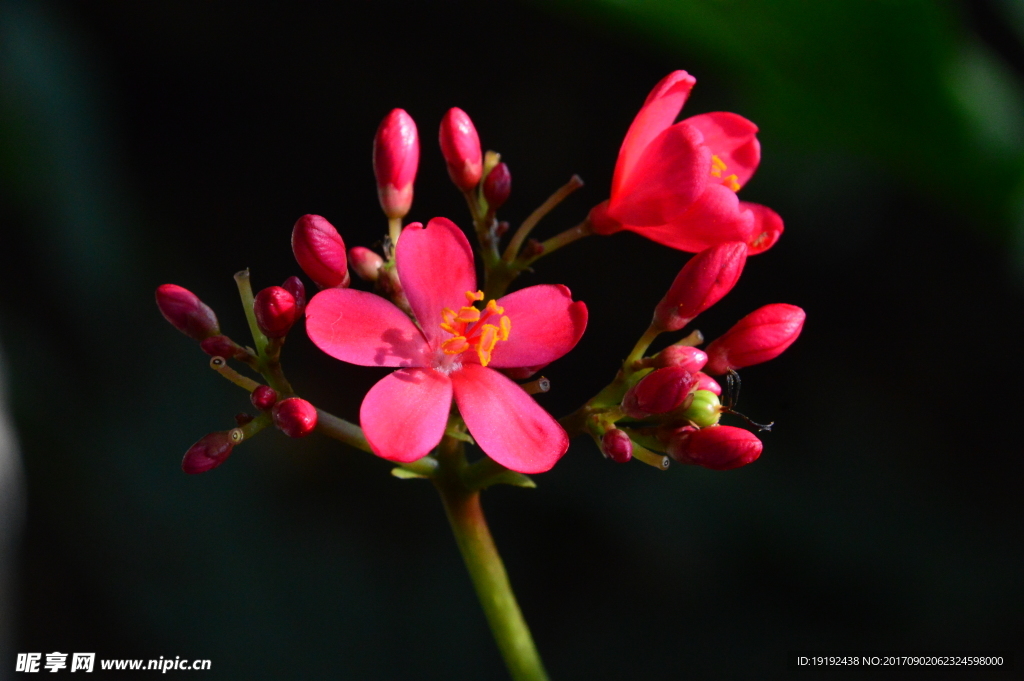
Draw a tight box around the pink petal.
[396,218,477,349]
[613,71,697,197]
[742,202,784,254]
[452,364,568,474]
[624,184,755,253]
[360,368,453,463]
[683,112,760,187]
[306,288,428,367]
[483,284,587,368]
[609,122,710,226]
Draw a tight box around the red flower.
[590,71,783,254]
[305,218,588,473]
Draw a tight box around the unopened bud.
[667,425,762,470]
[374,108,419,218]
[704,304,805,375]
[523,239,544,258]
[181,431,234,474]
[282,276,306,313]
[621,366,695,419]
[291,214,350,289]
[439,107,483,191]
[250,385,278,411]
[678,389,721,428]
[235,413,255,427]
[156,284,220,341]
[349,246,384,282]
[692,372,722,396]
[494,221,510,237]
[653,242,747,332]
[483,162,511,210]
[601,429,633,463]
[254,286,299,338]
[200,334,243,359]
[650,345,708,371]
[272,397,318,438]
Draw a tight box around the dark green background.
[1,1,1022,679]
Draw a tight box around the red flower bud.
[483,162,511,210]
[692,371,722,396]
[348,246,384,282]
[282,276,306,313]
[653,242,747,331]
[651,345,708,372]
[374,108,419,218]
[291,214,350,289]
[250,385,278,411]
[272,397,318,438]
[155,284,220,341]
[621,366,695,419]
[254,286,299,338]
[704,303,805,375]
[200,334,242,359]
[601,429,633,463]
[667,425,762,470]
[439,107,483,191]
[182,431,234,474]
[235,413,254,426]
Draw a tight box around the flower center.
[710,154,741,192]
[439,290,512,367]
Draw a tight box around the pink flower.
[590,71,783,254]
[305,218,588,473]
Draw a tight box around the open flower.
[590,70,783,254]
[305,218,587,473]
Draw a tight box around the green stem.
[234,269,268,356]
[503,175,583,263]
[434,437,550,681]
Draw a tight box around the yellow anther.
[442,308,457,324]
[465,290,485,303]
[485,299,504,316]
[499,315,511,341]
[442,336,470,355]
[724,174,741,191]
[477,325,499,366]
[456,306,481,323]
[711,155,727,178]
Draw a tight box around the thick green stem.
[434,438,550,681]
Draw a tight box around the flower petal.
[360,368,452,463]
[741,202,784,254]
[482,284,587,368]
[613,71,697,197]
[306,288,428,367]
[452,364,567,474]
[609,122,711,226]
[396,217,477,349]
[683,112,760,187]
[623,184,755,253]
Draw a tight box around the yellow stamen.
[477,325,499,366]
[456,306,481,323]
[442,336,470,355]
[711,154,727,178]
[499,315,511,341]
[485,299,504,316]
[724,174,740,191]
[465,290,485,303]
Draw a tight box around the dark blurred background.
[1,0,1022,679]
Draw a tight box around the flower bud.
[621,366,695,419]
[282,276,306,313]
[439,107,483,191]
[155,284,220,341]
[667,425,762,470]
[692,372,722,396]
[483,162,511,210]
[652,242,747,332]
[200,334,243,359]
[601,429,633,463]
[291,214,350,289]
[651,345,707,371]
[374,108,419,219]
[181,431,234,474]
[234,413,255,427]
[704,304,805,375]
[349,246,384,282]
[250,385,278,411]
[677,389,721,428]
[272,397,318,438]
[254,286,299,338]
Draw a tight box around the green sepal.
[391,467,430,480]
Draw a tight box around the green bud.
[679,389,722,428]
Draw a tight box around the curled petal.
[483,285,588,369]
[624,184,755,253]
[742,202,784,254]
[360,368,452,463]
[683,112,760,187]
[452,364,568,474]
[306,288,428,367]
[396,218,477,349]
